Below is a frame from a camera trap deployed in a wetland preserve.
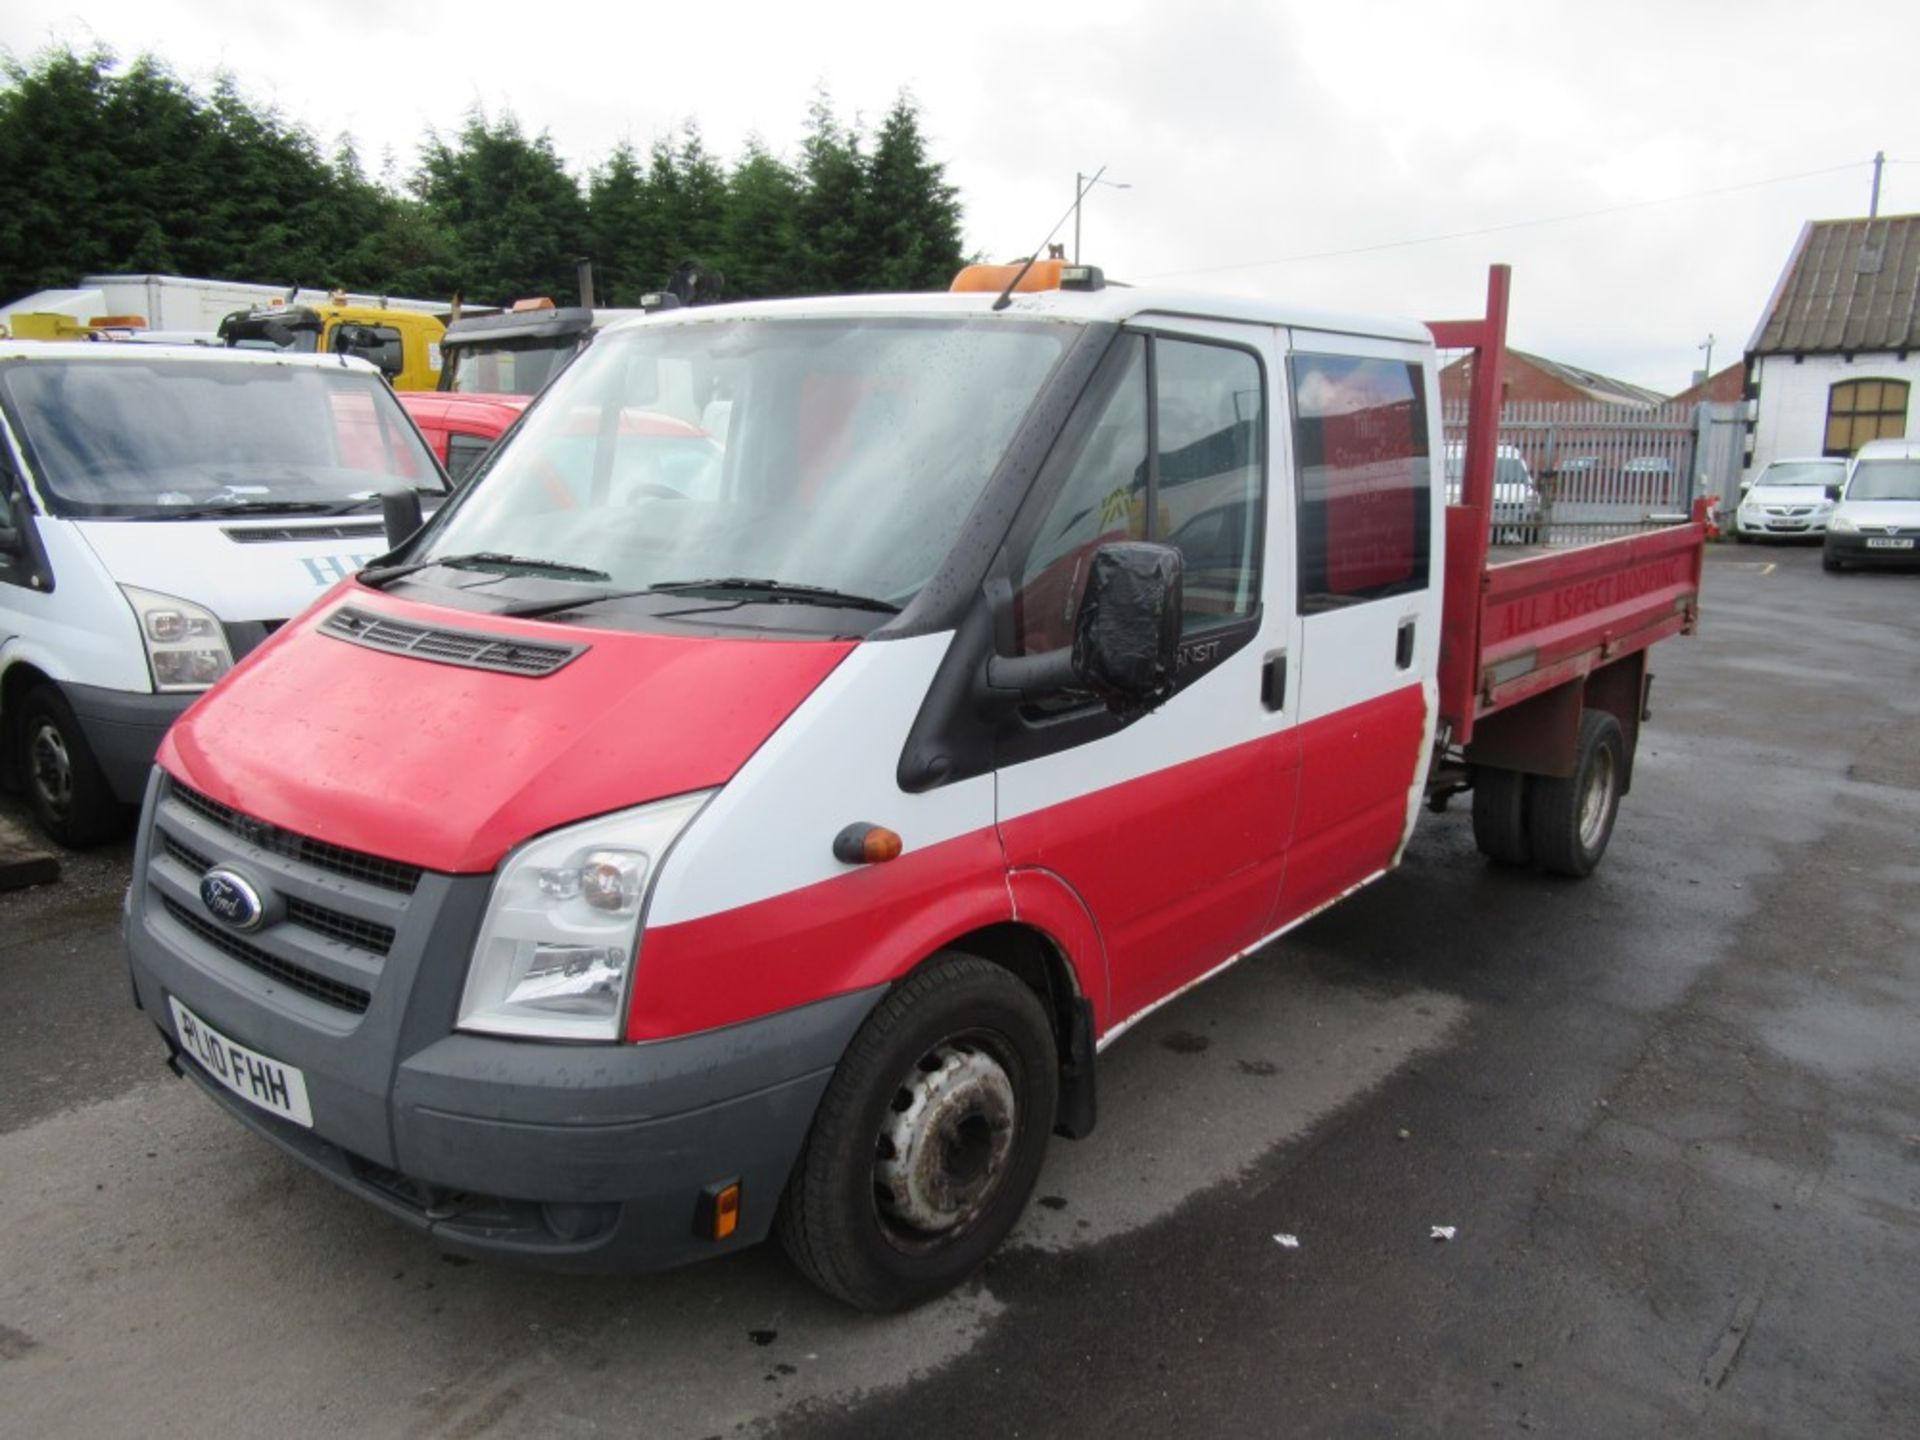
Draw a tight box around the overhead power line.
[1141,159,1871,282]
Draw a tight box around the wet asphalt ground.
[2,542,1916,1438]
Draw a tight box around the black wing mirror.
[986,541,1183,716]
[1825,483,1843,502]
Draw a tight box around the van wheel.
[17,684,128,847]
[1822,549,1843,573]
[777,954,1057,1312]
[1471,767,1531,866]
[1526,710,1624,878]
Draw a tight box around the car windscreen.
[1757,462,1843,487]
[418,316,1071,610]
[1847,459,1920,502]
[0,357,447,518]
[445,339,579,396]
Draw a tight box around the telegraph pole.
[1871,151,1885,218]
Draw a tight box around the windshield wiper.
[645,577,901,614]
[142,499,352,521]
[358,551,612,588]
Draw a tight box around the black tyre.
[16,684,128,847]
[1471,766,1531,866]
[777,954,1058,1312]
[1525,709,1625,878]
[1822,547,1843,573]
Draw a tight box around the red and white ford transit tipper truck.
[123,264,1704,1310]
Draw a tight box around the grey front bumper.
[125,770,885,1272]
[63,682,193,804]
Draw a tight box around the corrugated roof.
[1748,214,1920,355]
[1508,349,1670,407]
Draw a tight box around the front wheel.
[16,684,128,847]
[1822,547,1844,573]
[777,955,1058,1312]
[1526,709,1625,878]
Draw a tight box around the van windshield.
[1756,461,1842,487]
[444,339,580,396]
[1847,459,1920,502]
[418,317,1071,608]
[0,357,446,519]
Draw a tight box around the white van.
[1823,437,1920,571]
[0,343,446,843]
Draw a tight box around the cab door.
[1270,333,1442,928]
[993,319,1302,1030]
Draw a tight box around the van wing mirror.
[985,541,1184,715]
[381,489,425,550]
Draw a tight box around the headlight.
[1829,513,1859,534]
[120,586,234,692]
[457,791,711,1040]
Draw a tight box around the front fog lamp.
[120,585,234,692]
[458,792,712,1041]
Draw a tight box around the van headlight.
[457,792,711,1041]
[1829,513,1859,533]
[120,585,234,691]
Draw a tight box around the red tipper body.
[1429,267,1703,744]
[158,584,854,873]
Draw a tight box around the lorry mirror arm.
[982,647,1079,702]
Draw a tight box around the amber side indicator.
[696,1179,743,1241]
[833,823,903,864]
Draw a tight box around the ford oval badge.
[200,868,265,931]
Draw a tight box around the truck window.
[1291,354,1430,611]
[1012,333,1265,654]
[331,325,405,377]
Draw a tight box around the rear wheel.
[16,684,128,847]
[1471,767,1531,866]
[1526,710,1625,878]
[777,955,1058,1312]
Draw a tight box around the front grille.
[285,898,396,956]
[163,831,213,873]
[170,784,422,894]
[223,522,388,544]
[161,897,372,1014]
[320,605,584,678]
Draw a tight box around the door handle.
[1396,619,1416,670]
[1262,649,1288,711]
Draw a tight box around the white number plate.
[170,997,314,1127]
[1865,537,1914,550]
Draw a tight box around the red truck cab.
[123,267,1702,1311]
[396,391,529,484]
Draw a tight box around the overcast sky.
[7,0,1917,393]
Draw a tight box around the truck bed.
[1437,505,1705,743]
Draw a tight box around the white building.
[1744,214,1920,478]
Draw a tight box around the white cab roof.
[597,286,1433,347]
[0,340,381,374]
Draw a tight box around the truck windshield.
[0,357,447,519]
[1847,459,1920,502]
[419,317,1071,608]
[444,340,580,396]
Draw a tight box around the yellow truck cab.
[218,296,446,391]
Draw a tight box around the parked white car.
[0,342,447,843]
[1444,441,1543,542]
[1824,438,1920,572]
[1736,457,1846,540]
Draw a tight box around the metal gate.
[1442,400,1704,544]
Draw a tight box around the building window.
[1824,378,1909,457]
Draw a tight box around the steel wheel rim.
[28,720,73,818]
[1578,744,1616,850]
[872,1034,1018,1248]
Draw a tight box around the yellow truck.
[217,295,446,390]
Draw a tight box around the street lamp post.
[1073,167,1132,264]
